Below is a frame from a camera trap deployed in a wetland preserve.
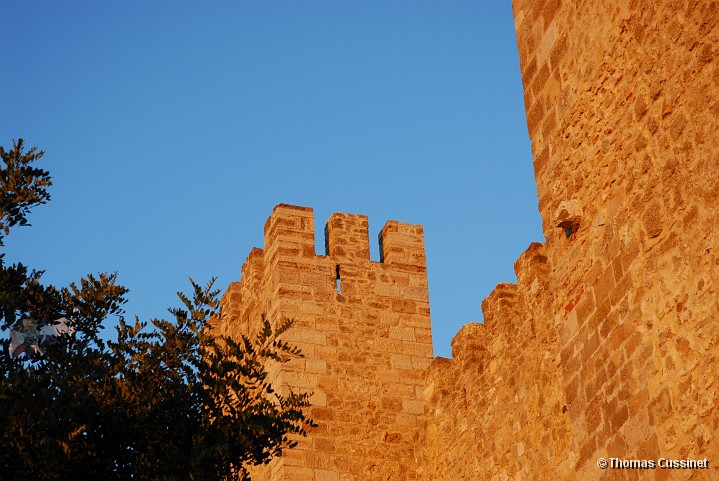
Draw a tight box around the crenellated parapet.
[324,212,370,260]
[218,204,432,481]
[513,242,548,292]
[417,241,572,480]
[427,242,550,370]
[379,221,427,270]
[481,283,519,325]
[263,204,316,263]
[420,0,719,478]
[211,1,719,478]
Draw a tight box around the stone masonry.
[216,1,719,479]
[216,205,433,480]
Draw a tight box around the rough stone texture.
[218,0,719,478]
[216,205,433,481]
[415,243,575,480]
[415,0,719,479]
[516,0,719,479]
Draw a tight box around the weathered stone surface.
[218,205,432,481]
[414,0,719,479]
[218,1,719,478]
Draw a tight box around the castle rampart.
[415,1,718,479]
[511,0,718,478]
[217,204,433,481]
[218,1,719,479]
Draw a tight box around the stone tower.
[416,1,719,480]
[216,204,433,481]
[510,0,719,478]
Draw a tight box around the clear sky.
[2,1,543,359]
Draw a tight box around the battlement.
[220,204,433,481]
[417,1,719,479]
[263,204,315,261]
[513,242,548,291]
[325,212,370,260]
[214,1,719,478]
[417,239,569,480]
[256,203,427,270]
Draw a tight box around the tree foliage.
[0,139,313,480]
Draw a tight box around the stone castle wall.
[415,242,575,479]
[217,1,719,479]
[416,1,719,479]
[216,204,433,481]
[518,0,718,478]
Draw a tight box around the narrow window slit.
[335,265,341,294]
[558,220,577,239]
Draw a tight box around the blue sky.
[1,1,543,358]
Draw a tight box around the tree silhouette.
[0,139,313,480]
